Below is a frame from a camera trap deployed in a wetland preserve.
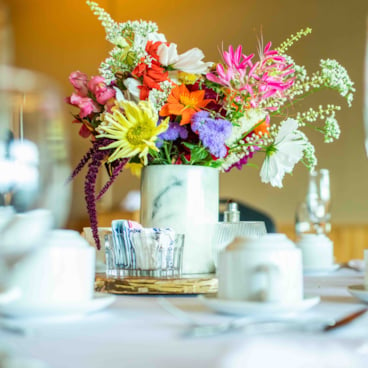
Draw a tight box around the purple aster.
[191,111,232,158]
[212,118,233,137]
[191,111,211,131]
[157,121,189,147]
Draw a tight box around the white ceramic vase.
[140,165,219,274]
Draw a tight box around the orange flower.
[254,116,270,136]
[160,84,212,125]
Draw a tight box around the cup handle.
[251,264,281,302]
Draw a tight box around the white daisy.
[157,43,212,74]
[260,118,306,188]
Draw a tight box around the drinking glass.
[305,169,331,235]
[0,65,71,302]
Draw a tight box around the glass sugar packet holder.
[105,228,184,278]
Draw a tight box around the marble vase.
[140,165,219,274]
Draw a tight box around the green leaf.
[208,160,223,168]
[190,147,209,163]
[182,142,197,150]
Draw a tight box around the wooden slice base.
[95,273,218,295]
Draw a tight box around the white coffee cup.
[9,229,95,306]
[218,234,303,303]
[296,234,334,269]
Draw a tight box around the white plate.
[303,264,340,275]
[198,294,320,316]
[0,292,116,318]
[347,284,368,303]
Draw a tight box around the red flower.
[132,60,169,100]
[145,40,161,60]
[174,153,191,164]
[72,119,95,139]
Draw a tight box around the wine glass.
[305,169,331,234]
[0,65,71,303]
[295,201,312,239]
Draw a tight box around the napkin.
[130,227,176,270]
[111,219,176,270]
[218,336,366,368]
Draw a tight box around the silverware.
[323,307,368,332]
[158,297,368,338]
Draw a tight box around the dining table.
[1,268,368,368]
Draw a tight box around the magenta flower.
[206,45,254,87]
[69,71,89,96]
[88,76,116,105]
[206,63,234,87]
[207,42,295,110]
[241,42,295,108]
[223,45,254,77]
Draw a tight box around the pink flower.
[69,71,89,96]
[68,93,101,118]
[88,76,116,105]
[87,76,105,93]
[96,88,116,105]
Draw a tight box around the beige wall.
[4,0,368,227]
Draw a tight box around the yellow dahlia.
[97,100,169,165]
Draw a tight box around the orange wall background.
[3,0,368,228]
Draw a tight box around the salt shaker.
[223,201,240,223]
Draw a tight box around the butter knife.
[185,308,368,338]
[158,297,368,338]
[323,307,368,332]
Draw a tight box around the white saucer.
[347,284,368,303]
[0,292,116,318]
[198,294,320,316]
[303,264,340,276]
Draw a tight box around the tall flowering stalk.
[66,1,355,249]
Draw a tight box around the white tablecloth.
[1,269,368,368]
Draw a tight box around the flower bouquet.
[66,1,355,250]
